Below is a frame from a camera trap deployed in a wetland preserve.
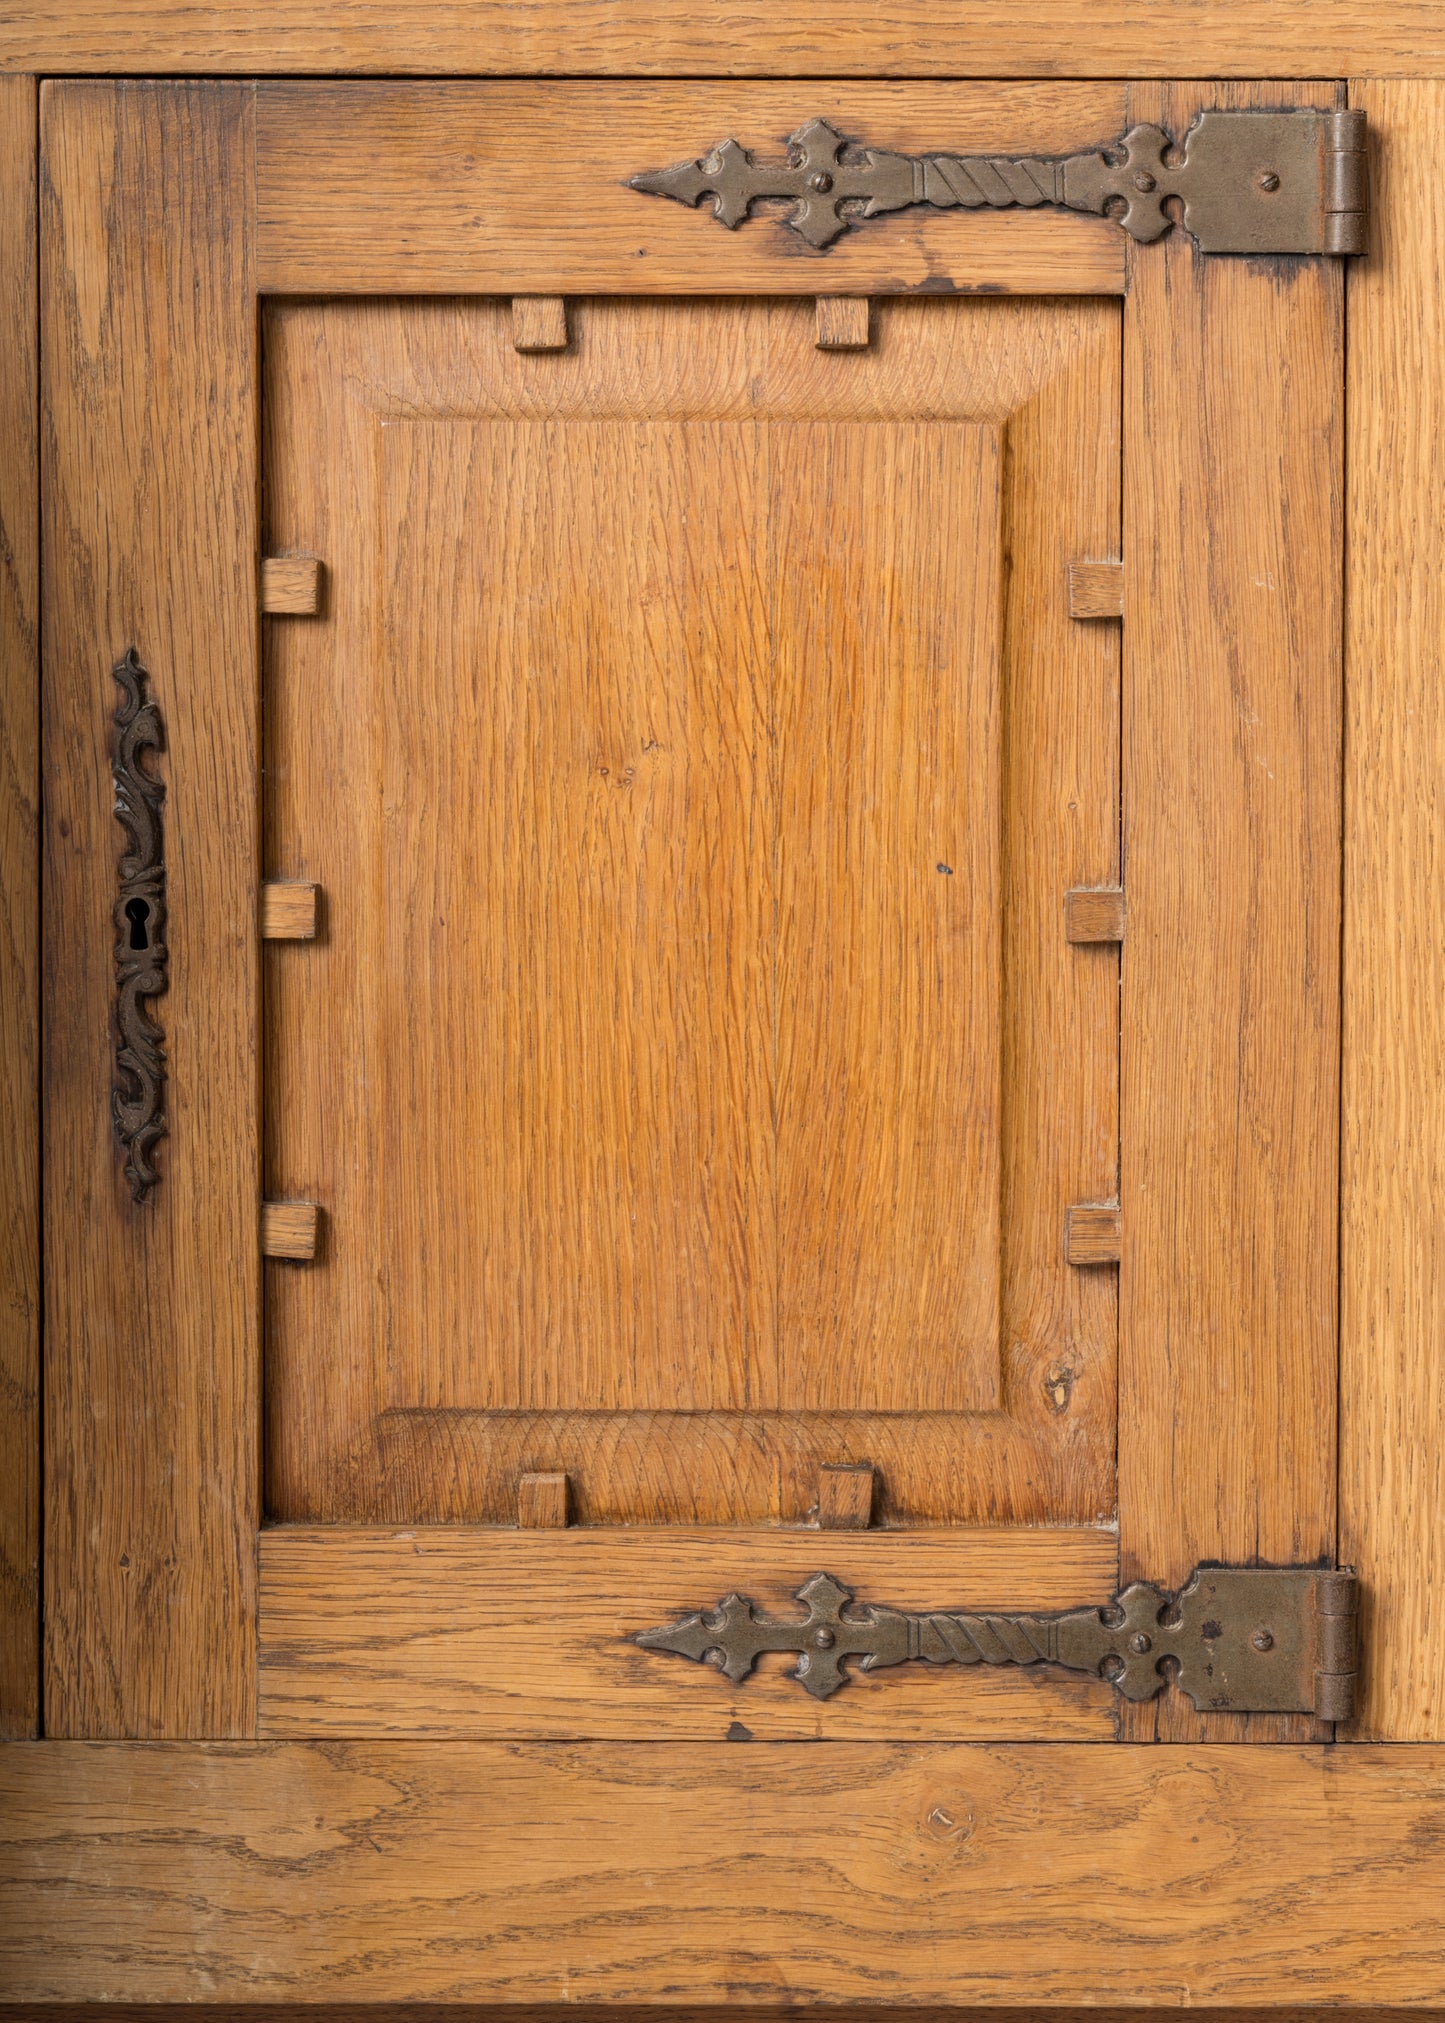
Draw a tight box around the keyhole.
[125,897,151,950]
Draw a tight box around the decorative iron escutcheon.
[111,646,168,1202]
[630,109,1367,255]
[637,1565,1358,1718]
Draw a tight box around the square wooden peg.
[517,1472,571,1527]
[818,1462,875,1529]
[261,555,324,616]
[511,296,570,352]
[1065,1201,1122,1266]
[815,297,872,350]
[261,882,320,940]
[1064,886,1126,943]
[1067,558,1124,619]
[262,1200,321,1261]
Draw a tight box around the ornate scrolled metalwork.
[110,646,168,1202]
[636,1565,1358,1716]
[630,109,1367,255]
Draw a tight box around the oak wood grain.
[0,74,38,1741]
[260,554,322,614]
[260,880,318,939]
[9,1741,1445,2002]
[815,297,871,350]
[9,2012,1444,2023]
[261,1201,319,1260]
[1341,80,1445,1742]
[1118,80,1343,1744]
[41,81,260,1736]
[509,295,568,352]
[515,1472,569,1528]
[254,84,1127,298]
[257,1526,1118,1739]
[816,1463,875,1529]
[1064,886,1125,943]
[1067,558,1124,618]
[1065,1203,1121,1267]
[3,0,1445,78]
[262,291,1120,1529]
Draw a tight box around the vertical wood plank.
[1341,79,1445,1740]
[42,81,259,1735]
[0,74,39,1740]
[1119,80,1342,1740]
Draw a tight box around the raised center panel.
[262,292,1120,1525]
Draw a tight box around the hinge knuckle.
[1312,1568,1359,1721]
[1323,110,1370,255]
[1314,1668,1357,1723]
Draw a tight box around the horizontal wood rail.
[5,1740,1445,2003]
[1,3,1442,77]
[257,1525,1119,1740]
[254,83,1128,298]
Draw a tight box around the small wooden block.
[818,1462,875,1530]
[261,882,319,940]
[815,297,872,350]
[1065,886,1126,944]
[1067,559,1125,619]
[1065,1202,1122,1267]
[517,1472,570,1528]
[262,1200,321,1261]
[511,296,569,352]
[261,555,323,616]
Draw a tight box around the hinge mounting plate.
[630,109,1367,256]
[636,1563,1358,1718]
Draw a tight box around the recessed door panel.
[262,293,1120,1525]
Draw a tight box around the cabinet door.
[29,72,1349,1997]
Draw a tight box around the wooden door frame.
[1,33,1442,2005]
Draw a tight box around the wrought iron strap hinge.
[637,1565,1358,1718]
[630,109,1368,256]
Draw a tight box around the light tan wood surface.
[9,1741,1445,2002]
[255,84,1127,298]
[6,0,1445,77]
[1067,558,1124,619]
[509,295,568,352]
[260,554,322,614]
[815,297,871,350]
[1064,1203,1121,1268]
[817,1463,876,1530]
[1117,81,1343,1742]
[257,1527,1118,1739]
[261,1201,320,1261]
[0,74,38,1742]
[262,290,1121,1531]
[515,1472,569,1528]
[1064,886,1125,943]
[42,81,260,1737]
[260,880,318,939]
[1342,79,1445,1743]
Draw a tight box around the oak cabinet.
[3,35,1445,2008]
